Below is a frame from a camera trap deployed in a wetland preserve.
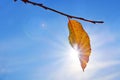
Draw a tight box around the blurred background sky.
[0,0,120,80]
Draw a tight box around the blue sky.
[0,0,120,80]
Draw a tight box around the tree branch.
[15,0,104,24]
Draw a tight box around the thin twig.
[15,0,104,24]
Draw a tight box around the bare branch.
[16,0,104,24]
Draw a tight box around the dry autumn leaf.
[68,20,91,71]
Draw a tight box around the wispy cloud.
[1,22,120,80]
[32,27,120,80]
[96,72,120,80]
[0,37,33,52]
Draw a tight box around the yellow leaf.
[68,20,91,71]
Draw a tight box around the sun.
[66,45,81,67]
[62,45,82,72]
